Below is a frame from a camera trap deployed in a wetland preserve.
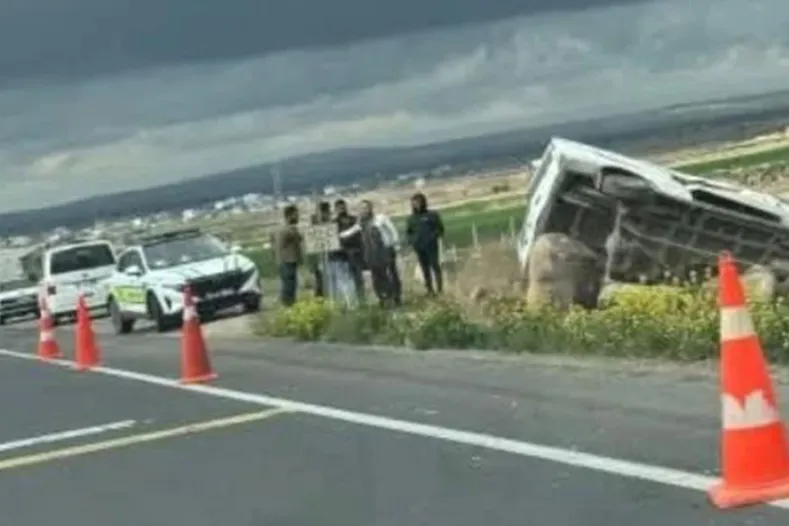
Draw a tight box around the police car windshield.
[143,234,228,269]
[50,244,116,275]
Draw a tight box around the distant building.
[8,236,31,247]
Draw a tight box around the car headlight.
[162,283,185,293]
[236,266,254,282]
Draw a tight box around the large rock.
[742,265,777,302]
[525,233,604,310]
[701,263,781,302]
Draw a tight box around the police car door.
[113,250,147,316]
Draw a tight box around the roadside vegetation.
[255,280,789,362]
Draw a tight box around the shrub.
[400,299,489,350]
[256,284,789,363]
[260,298,334,341]
[323,305,404,346]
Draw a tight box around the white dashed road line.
[0,419,137,454]
[2,347,788,511]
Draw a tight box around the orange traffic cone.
[37,293,61,360]
[179,287,217,384]
[74,295,100,371]
[708,251,789,509]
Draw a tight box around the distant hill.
[2,95,789,236]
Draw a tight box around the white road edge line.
[3,348,788,510]
[0,419,136,454]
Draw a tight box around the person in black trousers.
[405,192,444,295]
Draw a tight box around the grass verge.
[254,284,789,362]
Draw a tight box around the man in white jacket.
[339,200,402,306]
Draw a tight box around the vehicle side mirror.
[230,244,242,254]
[124,265,142,277]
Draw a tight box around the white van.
[21,240,117,323]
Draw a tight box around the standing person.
[309,202,332,297]
[334,199,365,301]
[275,205,303,307]
[339,200,401,306]
[406,192,444,295]
[310,200,356,306]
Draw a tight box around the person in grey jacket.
[339,200,401,306]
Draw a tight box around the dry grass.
[396,242,525,311]
[446,244,524,298]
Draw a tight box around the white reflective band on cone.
[183,305,197,322]
[722,390,780,430]
[720,305,756,341]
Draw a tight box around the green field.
[248,199,524,277]
[677,145,789,174]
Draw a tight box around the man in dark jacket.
[275,205,303,307]
[334,199,365,301]
[405,192,444,294]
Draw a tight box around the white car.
[105,228,262,334]
[19,239,118,324]
[0,278,39,325]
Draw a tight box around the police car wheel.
[242,294,262,313]
[109,298,134,335]
[147,293,175,333]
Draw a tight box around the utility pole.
[271,165,282,209]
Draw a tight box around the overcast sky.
[1,0,789,212]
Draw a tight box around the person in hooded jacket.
[405,192,444,295]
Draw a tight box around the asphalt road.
[0,321,787,525]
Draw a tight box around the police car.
[0,278,39,325]
[105,228,262,334]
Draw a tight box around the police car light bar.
[137,228,204,246]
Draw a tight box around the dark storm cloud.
[0,0,787,213]
[0,0,638,82]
